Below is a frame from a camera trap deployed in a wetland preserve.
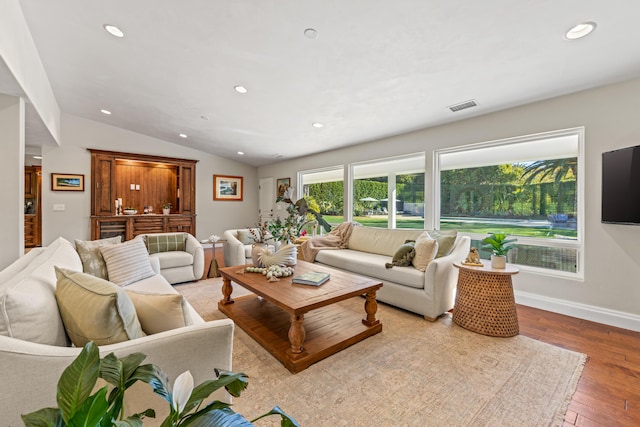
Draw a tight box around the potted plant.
[482,232,517,269]
[162,202,172,215]
[22,341,299,426]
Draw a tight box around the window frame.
[433,127,585,280]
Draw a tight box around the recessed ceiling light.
[100,109,112,115]
[103,24,124,38]
[33,155,42,160]
[304,28,318,39]
[179,133,188,138]
[565,22,597,40]
[237,151,245,155]
[234,85,248,94]
[312,122,324,128]
[200,115,209,120]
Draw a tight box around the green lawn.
[323,215,577,239]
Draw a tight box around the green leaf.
[67,387,109,427]
[141,364,172,404]
[182,408,253,427]
[57,342,100,423]
[250,406,300,427]
[181,370,249,415]
[21,408,63,427]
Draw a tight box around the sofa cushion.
[54,267,145,346]
[385,241,416,268]
[237,228,261,245]
[125,290,193,334]
[151,251,194,270]
[412,232,439,272]
[348,226,423,257]
[316,249,425,289]
[0,237,81,346]
[100,238,156,286]
[75,236,122,279]
[145,233,187,254]
[428,230,458,258]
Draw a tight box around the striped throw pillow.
[100,238,155,286]
[145,233,187,254]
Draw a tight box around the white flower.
[283,186,295,201]
[172,370,194,414]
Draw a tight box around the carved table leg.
[362,290,380,326]
[220,276,234,305]
[288,314,305,354]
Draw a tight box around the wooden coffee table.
[218,260,383,373]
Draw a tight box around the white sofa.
[0,237,234,426]
[135,232,205,284]
[311,226,470,321]
[223,228,276,267]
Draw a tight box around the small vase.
[162,208,171,215]
[491,254,506,269]
[251,244,266,267]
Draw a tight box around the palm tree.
[520,158,577,215]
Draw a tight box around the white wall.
[41,113,258,244]
[0,96,25,269]
[258,77,640,331]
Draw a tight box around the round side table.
[453,261,519,337]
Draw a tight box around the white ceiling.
[17,0,640,167]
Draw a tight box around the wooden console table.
[90,214,195,241]
[453,261,519,337]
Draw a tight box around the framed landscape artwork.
[51,173,84,191]
[213,175,243,201]
[277,177,290,197]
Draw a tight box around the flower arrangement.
[22,341,299,426]
[161,202,173,209]
[268,187,332,243]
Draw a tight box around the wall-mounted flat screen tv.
[602,144,640,224]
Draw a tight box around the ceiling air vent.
[448,99,478,112]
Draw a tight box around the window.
[299,166,345,231]
[350,153,425,229]
[435,128,584,278]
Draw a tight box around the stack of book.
[292,271,330,286]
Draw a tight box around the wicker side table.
[453,261,519,337]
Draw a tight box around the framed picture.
[276,177,291,197]
[213,175,243,201]
[51,173,84,191]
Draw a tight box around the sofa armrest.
[185,233,205,279]
[223,229,247,267]
[0,319,235,425]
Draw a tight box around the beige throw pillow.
[125,290,193,334]
[99,238,155,286]
[412,232,439,272]
[54,267,145,346]
[75,236,122,279]
[427,229,457,258]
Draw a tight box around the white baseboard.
[515,290,640,333]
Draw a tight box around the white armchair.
[135,232,205,284]
[223,228,276,267]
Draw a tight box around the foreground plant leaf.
[57,342,100,423]
[21,407,63,427]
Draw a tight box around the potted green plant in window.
[482,232,517,269]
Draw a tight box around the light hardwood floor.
[205,248,639,425]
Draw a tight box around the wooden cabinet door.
[179,164,195,214]
[93,154,115,215]
[167,216,193,234]
[24,168,36,198]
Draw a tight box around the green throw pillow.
[427,230,457,258]
[145,233,187,254]
[385,240,416,269]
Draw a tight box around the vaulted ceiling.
[18,0,640,166]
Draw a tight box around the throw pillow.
[99,238,156,286]
[385,240,416,269]
[125,290,193,334]
[427,229,458,258]
[237,228,261,245]
[145,233,187,254]
[75,236,122,279]
[54,266,145,346]
[412,232,439,272]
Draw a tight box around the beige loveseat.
[0,237,234,426]
[135,232,205,284]
[310,226,470,321]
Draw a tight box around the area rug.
[177,278,586,427]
